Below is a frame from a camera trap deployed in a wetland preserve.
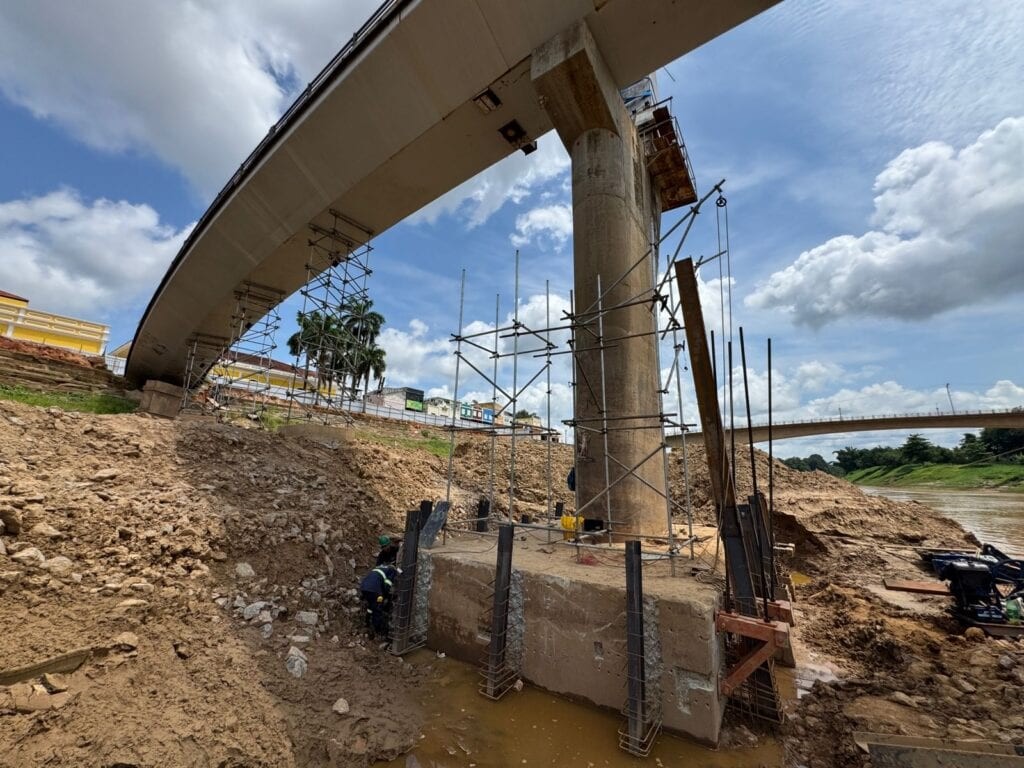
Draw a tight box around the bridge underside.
[126,0,778,387]
[669,412,1024,445]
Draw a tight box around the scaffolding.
[215,282,283,420]
[181,333,231,413]
[441,181,727,561]
[179,281,283,422]
[285,209,375,424]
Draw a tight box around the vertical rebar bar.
[767,338,774,521]
[545,280,553,543]
[728,340,736,500]
[445,269,466,506]
[595,273,613,536]
[569,289,580,528]
[508,252,520,523]
[489,293,500,515]
[651,253,675,573]
[667,253,695,558]
[739,327,770,619]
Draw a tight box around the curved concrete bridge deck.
[667,409,1024,445]
[126,0,777,387]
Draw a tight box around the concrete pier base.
[425,531,724,744]
[138,380,183,418]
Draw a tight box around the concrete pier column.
[532,21,665,538]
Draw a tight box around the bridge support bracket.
[716,612,790,697]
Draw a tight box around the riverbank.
[848,462,1024,491]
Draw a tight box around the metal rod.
[569,289,581,521]
[596,273,613,536]
[445,269,466,506]
[767,337,774,523]
[666,251,695,558]
[728,340,736,503]
[575,443,665,517]
[739,327,770,619]
[489,293,500,515]
[508,251,520,522]
[545,280,553,543]
[739,329,759,495]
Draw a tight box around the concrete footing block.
[138,380,183,418]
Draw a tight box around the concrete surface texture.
[425,529,724,744]
[532,21,666,538]
[138,380,183,418]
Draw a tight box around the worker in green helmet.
[375,534,400,566]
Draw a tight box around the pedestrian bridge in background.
[666,408,1024,446]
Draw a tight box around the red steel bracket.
[716,612,791,696]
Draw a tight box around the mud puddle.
[377,651,782,767]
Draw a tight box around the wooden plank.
[675,258,733,510]
[883,578,949,595]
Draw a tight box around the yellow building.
[0,290,109,356]
[107,343,325,399]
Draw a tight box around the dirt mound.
[0,337,123,394]
[2,395,1020,767]
[0,336,106,370]
[0,402,443,767]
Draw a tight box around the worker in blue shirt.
[360,564,398,639]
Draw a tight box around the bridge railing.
[673,407,1021,434]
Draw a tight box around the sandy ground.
[2,398,1023,766]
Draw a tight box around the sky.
[1,0,1022,460]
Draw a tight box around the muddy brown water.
[377,650,782,767]
[861,486,1024,556]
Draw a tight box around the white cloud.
[0,188,189,318]
[377,319,453,389]
[751,0,1024,146]
[0,1,378,195]
[409,135,570,228]
[746,117,1024,326]
[376,292,577,428]
[510,204,572,250]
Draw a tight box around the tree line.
[783,424,1024,475]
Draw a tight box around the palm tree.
[286,310,345,396]
[341,298,385,399]
[355,342,387,410]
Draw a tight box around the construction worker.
[375,534,400,566]
[360,564,398,639]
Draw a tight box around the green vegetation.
[784,422,1024,491]
[782,453,844,476]
[0,384,137,414]
[286,298,386,399]
[356,429,451,459]
[847,463,1024,491]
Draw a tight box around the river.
[860,485,1024,556]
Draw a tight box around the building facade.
[1,290,109,355]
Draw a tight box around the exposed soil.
[677,448,1024,767]
[2,394,1022,767]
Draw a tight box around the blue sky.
[1,0,1022,457]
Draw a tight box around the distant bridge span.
[666,409,1024,446]
[126,0,777,387]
